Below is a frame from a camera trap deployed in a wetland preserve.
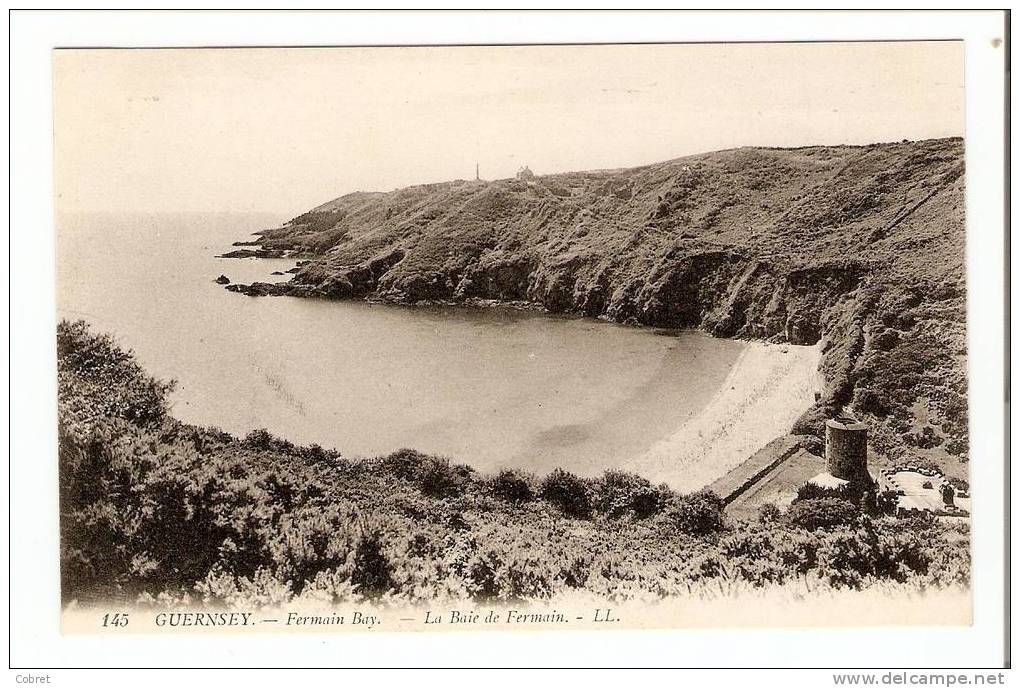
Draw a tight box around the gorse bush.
[793,480,899,517]
[539,469,592,518]
[757,502,783,525]
[948,477,969,492]
[875,490,901,516]
[593,470,671,519]
[786,498,863,531]
[380,448,432,480]
[487,469,535,503]
[267,506,362,589]
[659,490,725,536]
[57,320,971,607]
[243,428,296,454]
[692,518,944,591]
[57,320,174,430]
[381,448,469,498]
[351,527,394,596]
[795,481,850,503]
[419,458,469,499]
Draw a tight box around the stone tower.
[824,417,872,486]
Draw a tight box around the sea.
[56,211,751,478]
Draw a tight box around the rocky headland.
[222,138,967,471]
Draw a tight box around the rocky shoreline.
[219,247,882,441]
[222,276,545,314]
[217,247,288,259]
[215,138,968,470]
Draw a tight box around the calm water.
[57,212,748,477]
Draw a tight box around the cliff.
[231,138,967,470]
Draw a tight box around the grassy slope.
[247,138,967,474]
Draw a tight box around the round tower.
[825,417,871,485]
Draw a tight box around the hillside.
[229,138,968,471]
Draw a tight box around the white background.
[6,8,1010,677]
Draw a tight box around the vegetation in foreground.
[59,321,970,609]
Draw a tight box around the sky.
[53,42,964,217]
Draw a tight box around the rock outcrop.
[218,247,286,259]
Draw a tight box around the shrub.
[488,469,535,503]
[791,403,832,437]
[796,480,891,515]
[712,528,792,586]
[874,489,900,516]
[464,547,559,600]
[300,443,330,463]
[786,498,862,531]
[57,320,174,429]
[266,506,363,589]
[243,428,277,450]
[380,448,431,480]
[948,477,969,492]
[351,528,394,597]
[242,428,295,454]
[381,449,466,498]
[873,328,900,351]
[194,568,295,609]
[796,481,849,502]
[539,469,592,518]
[660,490,724,536]
[758,502,783,524]
[908,426,944,449]
[593,470,672,519]
[853,388,889,416]
[417,457,464,498]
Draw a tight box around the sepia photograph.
[53,39,974,628]
[8,7,1010,674]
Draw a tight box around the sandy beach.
[621,341,822,491]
